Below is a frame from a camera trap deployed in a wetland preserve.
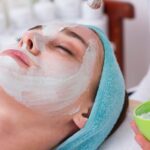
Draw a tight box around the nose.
[19,31,41,56]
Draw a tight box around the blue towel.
[56,26,125,150]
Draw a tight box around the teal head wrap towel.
[56,26,125,150]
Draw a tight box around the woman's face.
[0,23,103,113]
[12,24,94,78]
[1,23,101,78]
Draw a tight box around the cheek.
[38,52,81,77]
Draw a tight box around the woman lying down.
[0,22,139,150]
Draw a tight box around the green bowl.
[134,101,150,141]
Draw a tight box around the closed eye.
[56,45,73,56]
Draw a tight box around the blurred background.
[0,0,149,90]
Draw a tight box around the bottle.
[55,0,82,20]
[87,0,103,9]
[34,0,55,22]
[8,0,33,28]
[82,0,104,20]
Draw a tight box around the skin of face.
[0,24,104,149]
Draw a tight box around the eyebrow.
[61,28,88,47]
[28,25,43,31]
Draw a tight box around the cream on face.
[0,23,97,114]
[25,23,82,78]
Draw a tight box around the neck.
[0,87,78,150]
[39,113,78,149]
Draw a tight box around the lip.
[0,49,32,68]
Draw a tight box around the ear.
[73,113,88,129]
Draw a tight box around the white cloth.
[100,110,141,150]
[130,67,150,102]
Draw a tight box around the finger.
[130,121,139,134]
[135,134,150,149]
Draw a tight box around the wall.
[118,0,150,88]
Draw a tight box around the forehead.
[70,25,103,53]
[29,24,101,45]
[68,25,100,43]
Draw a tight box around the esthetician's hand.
[0,87,52,150]
[131,121,150,150]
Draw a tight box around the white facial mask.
[0,24,97,114]
[21,22,81,78]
